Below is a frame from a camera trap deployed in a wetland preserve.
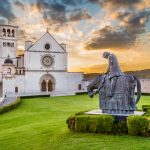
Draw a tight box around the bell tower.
[0,24,18,81]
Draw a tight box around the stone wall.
[139,78,150,93]
[84,78,150,94]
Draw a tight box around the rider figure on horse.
[103,52,123,97]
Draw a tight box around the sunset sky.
[1,0,150,73]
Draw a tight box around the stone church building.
[0,24,86,97]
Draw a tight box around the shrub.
[66,112,150,136]
[88,115,114,133]
[142,105,150,112]
[66,115,76,131]
[67,114,114,134]
[0,98,21,114]
[127,116,150,136]
[75,111,87,115]
[112,121,128,135]
[75,115,90,132]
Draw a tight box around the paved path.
[0,97,17,107]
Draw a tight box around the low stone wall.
[0,97,20,114]
[139,79,150,93]
[85,78,150,94]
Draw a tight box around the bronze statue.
[87,52,141,114]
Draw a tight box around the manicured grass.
[0,95,149,150]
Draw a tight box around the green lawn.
[0,95,150,150]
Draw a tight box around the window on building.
[10,43,14,47]
[12,29,15,37]
[7,29,10,37]
[15,87,18,93]
[7,68,11,74]
[3,42,6,47]
[7,42,10,47]
[3,29,6,36]
[78,84,82,90]
[23,70,25,74]
[15,70,18,74]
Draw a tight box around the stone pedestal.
[85,109,145,122]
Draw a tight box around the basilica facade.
[0,24,85,97]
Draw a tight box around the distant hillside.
[84,69,150,80]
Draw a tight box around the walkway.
[0,97,17,107]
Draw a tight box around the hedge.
[142,105,150,113]
[66,112,150,136]
[67,113,121,134]
[0,97,21,114]
[127,116,150,136]
[75,114,114,133]
[112,121,128,135]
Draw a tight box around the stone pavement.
[0,97,17,107]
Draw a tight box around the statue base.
[102,109,134,114]
[85,109,145,122]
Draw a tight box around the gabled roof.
[27,31,66,53]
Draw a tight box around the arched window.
[48,80,53,92]
[78,84,81,90]
[16,70,18,75]
[7,68,11,74]
[10,43,14,47]
[41,80,47,92]
[7,29,10,37]
[12,29,15,37]
[15,87,18,93]
[3,42,6,47]
[3,29,6,36]
[7,42,10,47]
[23,70,25,74]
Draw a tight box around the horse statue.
[87,52,141,114]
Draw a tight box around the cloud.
[69,10,91,21]
[89,0,141,8]
[14,1,25,10]
[0,18,7,24]
[18,28,39,42]
[61,0,87,6]
[85,0,150,50]
[0,0,16,21]
[18,29,27,40]
[113,10,150,33]
[85,26,136,50]
[31,0,91,26]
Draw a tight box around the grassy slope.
[0,95,149,150]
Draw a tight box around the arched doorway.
[48,80,53,92]
[41,80,46,92]
[40,74,55,92]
